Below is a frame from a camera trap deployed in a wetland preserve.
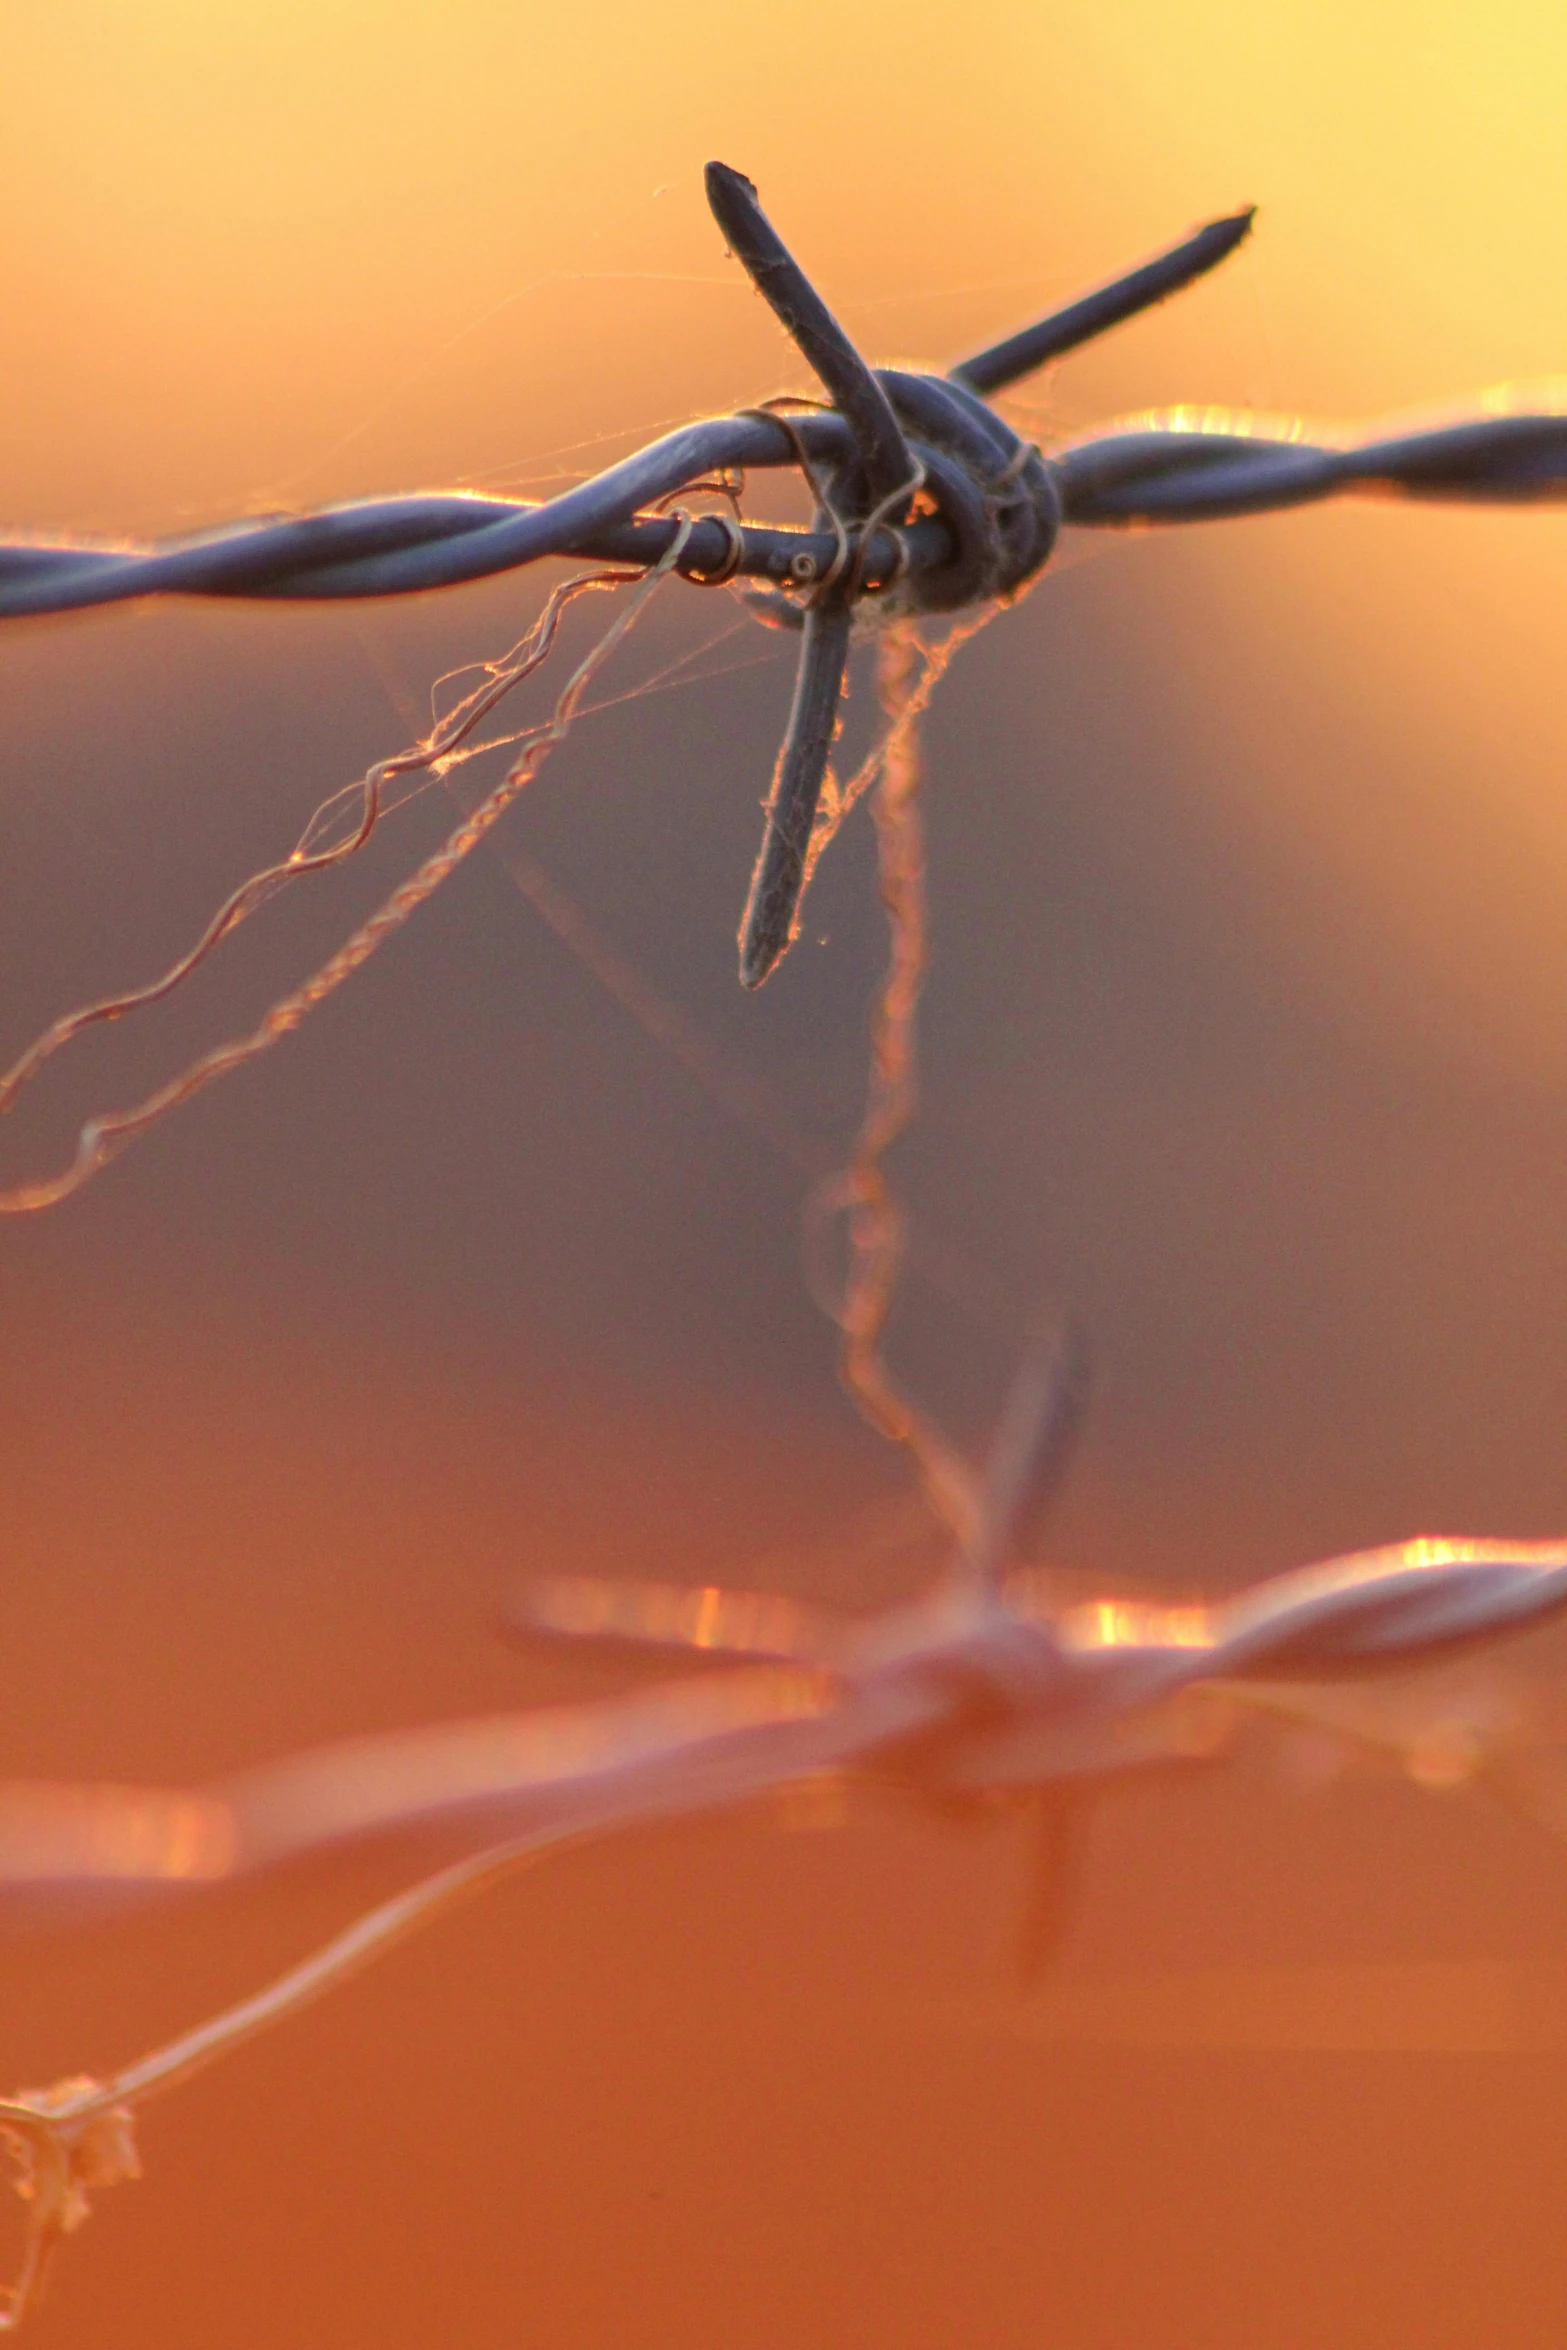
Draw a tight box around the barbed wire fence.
[4,158,1567,2328]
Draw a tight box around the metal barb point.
[704,160,917,505]
[0,175,1562,1018]
[706,161,938,987]
[966,1319,1093,1588]
[738,600,853,989]
[951,203,1257,394]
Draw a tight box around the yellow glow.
[526,1573,817,1658]
[0,1784,236,1883]
[1393,1536,1567,1570]
[1092,405,1310,445]
[5,0,1562,1092]
[1060,1598,1214,1652]
[1302,1535,1567,1586]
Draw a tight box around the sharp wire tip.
[949,202,1263,394]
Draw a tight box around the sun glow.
[0,1784,236,1884]
[1059,1598,1214,1653]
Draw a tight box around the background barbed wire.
[6,6,1567,2347]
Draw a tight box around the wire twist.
[1,162,1564,1201]
[4,160,1567,2338]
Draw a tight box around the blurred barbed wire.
[4,157,1567,2334]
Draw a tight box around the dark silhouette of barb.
[6,157,1567,2337]
[0,176,1216,620]
[705,161,919,507]
[951,204,1256,392]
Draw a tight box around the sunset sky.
[3,5,1567,2345]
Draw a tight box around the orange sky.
[5,0,1567,1073]
[5,8,1567,2347]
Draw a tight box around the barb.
[951,204,1257,393]
[738,598,856,989]
[805,600,1003,879]
[704,162,917,506]
[2,168,1557,1025]
[970,1321,1093,1588]
[5,162,1567,2334]
[3,1534,1567,2322]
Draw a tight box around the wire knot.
[0,2080,140,2327]
[868,371,1060,617]
[739,381,1059,638]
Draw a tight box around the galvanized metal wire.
[5,157,1567,2338]
[1,164,1562,1019]
[6,390,1562,620]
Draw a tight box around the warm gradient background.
[4,3,1567,2344]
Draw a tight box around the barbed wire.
[5,1527,1567,2326]
[0,528,694,1212]
[4,156,1567,2332]
[6,390,1560,612]
[2,162,1563,1220]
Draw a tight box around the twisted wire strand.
[808,624,979,1549]
[0,414,862,616]
[3,1529,1567,2317]
[1,395,1564,631]
[0,1827,586,2331]
[6,164,1567,2333]
[0,524,693,1213]
[0,567,629,1137]
[1053,389,1567,523]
